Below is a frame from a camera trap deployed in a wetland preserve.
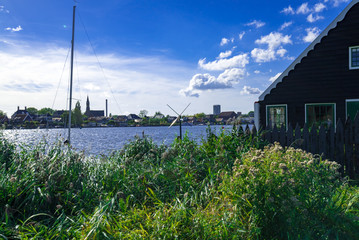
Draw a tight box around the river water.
[1,125,240,156]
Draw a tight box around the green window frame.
[346,99,359,120]
[266,105,287,129]
[305,103,335,128]
[349,46,359,70]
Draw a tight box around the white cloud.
[239,31,245,40]
[0,6,9,13]
[0,40,196,116]
[296,3,310,14]
[307,13,324,23]
[314,3,326,12]
[240,86,261,95]
[217,68,246,82]
[281,5,295,15]
[5,26,23,32]
[303,27,320,42]
[251,32,292,63]
[269,72,282,82]
[198,53,249,71]
[245,20,265,28]
[181,68,246,97]
[218,50,233,59]
[332,0,350,7]
[254,70,260,74]
[276,48,287,57]
[279,21,293,31]
[251,48,276,63]
[255,32,292,49]
[220,37,234,46]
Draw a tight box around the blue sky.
[0,0,351,116]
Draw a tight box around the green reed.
[1,127,359,239]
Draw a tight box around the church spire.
[86,95,90,114]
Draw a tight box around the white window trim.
[266,104,288,130]
[345,99,359,119]
[305,103,336,127]
[349,46,359,70]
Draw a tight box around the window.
[266,105,287,129]
[349,46,359,70]
[346,99,359,120]
[305,103,335,128]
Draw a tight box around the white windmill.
[167,103,191,140]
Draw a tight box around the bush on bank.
[0,127,359,239]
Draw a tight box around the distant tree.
[139,110,148,118]
[38,107,55,115]
[194,113,206,119]
[72,101,83,127]
[61,111,69,126]
[0,110,6,117]
[27,107,38,116]
[155,111,162,116]
[154,111,164,119]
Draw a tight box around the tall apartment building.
[213,105,221,115]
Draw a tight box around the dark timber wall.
[259,3,359,128]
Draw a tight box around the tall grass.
[1,126,359,239]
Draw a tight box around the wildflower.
[279,163,288,172]
[56,205,62,209]
[251,156,259,163]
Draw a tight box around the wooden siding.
[259,3,359,128]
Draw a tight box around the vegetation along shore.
[1,126,359,239]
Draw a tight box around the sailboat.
[66,5,76,145]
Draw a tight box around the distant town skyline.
[0,0,352,116]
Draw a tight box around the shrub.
[221,142,359,239]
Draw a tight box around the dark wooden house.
[255,0,359,129]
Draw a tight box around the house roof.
[218,111,237,118]
[12,114,33,122]
[259,0,359,101]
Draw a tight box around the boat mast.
[67,5,76,144]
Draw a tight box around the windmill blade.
[167,104,180,116]
[180,103,191,115]
[169,116,180,128]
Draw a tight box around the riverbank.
[1,126,359,239]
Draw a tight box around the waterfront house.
[127,114,141,121]
[11,107,33,124]
[255,0,359,129]
[218,111,238,122]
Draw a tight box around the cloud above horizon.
[245,20,266,28]
[240,86,261,95]
[281,2,328,23]
[198,54,249,71]
[180,68,246,97]
[303,27,321,42]
[251,32,292,62]
[0,6,9,13]
[0,40,193,116]
[220,37,234,46]
[5,25,22,32]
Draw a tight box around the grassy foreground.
[1,126,359,239]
